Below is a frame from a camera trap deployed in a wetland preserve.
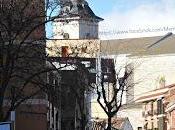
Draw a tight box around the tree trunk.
[80,114,86,130]
[0,107,4,122]
[0,89,5,122]
[106,116,112,130]
[80,119,85,130]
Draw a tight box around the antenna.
[147,32,173,49]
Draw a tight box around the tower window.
[63,33,69,39]
[86,33,90,39]
[61,46,69,57]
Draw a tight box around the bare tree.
[95,59,133,130]
[0,0,61,122]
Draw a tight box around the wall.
[117,106,143,130]
[46,39,100,58]
[132,54,175,100]
[53,20,80,39]
[79,20,98,39]
[100,54,173,100]
[116,54,175,130]
[91,99,108,119]
[53,19,98,39]
[94,54,175,130]
[171,110,175,130]
[15,102,48,130]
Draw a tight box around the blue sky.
[88,0,159,16]
[87,0,117,15]
[47,0,175,39]
[88,0,175,39]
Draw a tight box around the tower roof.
[58,0,103,21]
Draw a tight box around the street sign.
[0,122,13,130]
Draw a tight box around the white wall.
[107,54,175,101]
[118,107,143,130]
[116,54,175,130]
[91,99,108,119]
[53,20,80,39]
[96,54,175,130]
[53,19,99,39]
[132,54,175,100]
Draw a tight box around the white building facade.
[99,35,175,130]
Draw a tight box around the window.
[157,98,164,115]
[61,46,69,57]
[63,33,69,39]
[148,102,153,116]
[144,123,148,130]
[86,33,90,39]
[0,122,12,130]
[138,127,142,130]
